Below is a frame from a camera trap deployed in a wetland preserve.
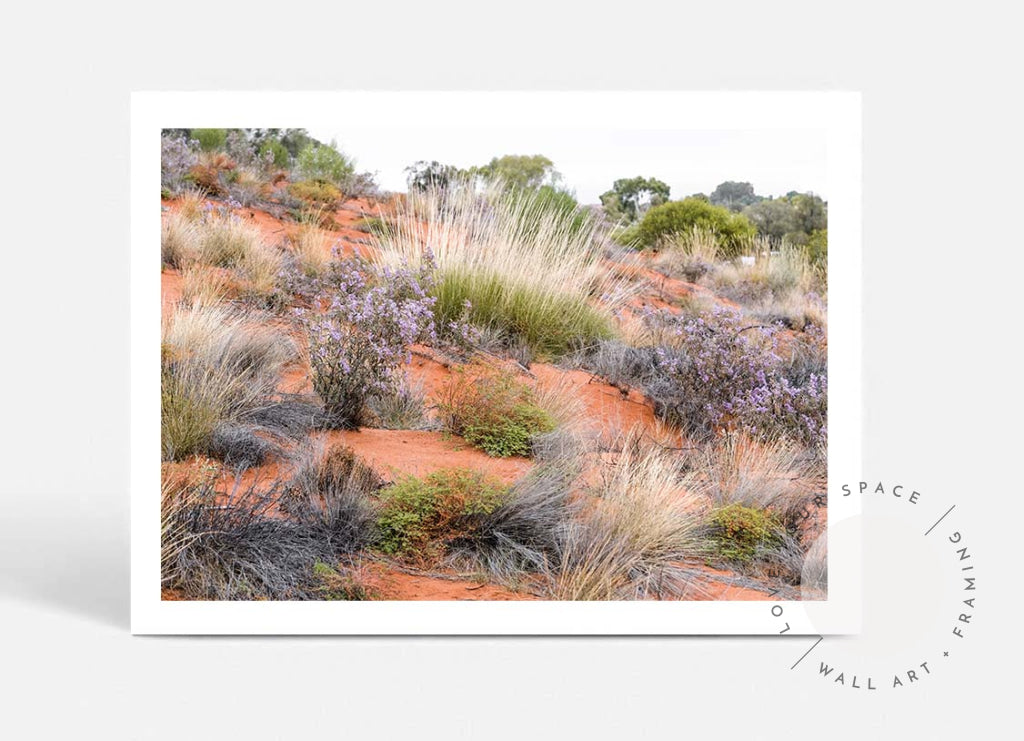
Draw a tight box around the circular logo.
[775,483,978,691]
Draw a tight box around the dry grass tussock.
[713,242,814,293]
[652,226,721,281]
[161,303,294,460]
[373,180,634,356]
[548,431,708,600]
[651,229,826,330]
[180,264,234,307]
[161,456,379,600]
[290,220,332,277]
[532,372,587,429]
[161,207,282,299]
[689,431,825,521]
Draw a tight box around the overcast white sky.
[308,125,827,204]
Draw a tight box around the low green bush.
[376,468,509,561]
[259,138,291,169]
[296,142,356,186]
[805,228,827,266]
[637,198,756,254]
[708,504,784,563]
[438,363,556,457]
[192,128,227,152]
[288,179,343,207]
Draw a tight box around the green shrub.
[805,228,827,266]
[637,198,756,254]
[259,138,291,169]
[288,179,343,207]
[438,363,556,457]
[296,142,356,186]
[464,403,555,458]
[611,223,642,247]
[472,154,559,190]
[600,176,671,223]
[192,128,228,152]
[708,504,784,563]
[376,468,508,561]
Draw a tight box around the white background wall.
[0,1,1019,738]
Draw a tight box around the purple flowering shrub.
[644,306,826,447]
[738,372,827,449]
[161,133,199,195]
[300,255,439,428]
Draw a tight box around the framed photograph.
[131,91,861,634]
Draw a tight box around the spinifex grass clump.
[653,226,721,282]
[365,375,434,430]
[376,468,509,564]
[162,458,379,600]
[290,219,333,277]
[697,432,824,512]
[711,242,816,302]
[161,204,283,302]
[692,432,825,571]
[373,180,627,357]
[437,362,556,457]
[549,438,707,600]
[300,255,439,428]
[161,304,294,460]
[162,475,327,600]
[281,444,383,553]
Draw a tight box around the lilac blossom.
[644,305,826,447]
[302,255,438,427]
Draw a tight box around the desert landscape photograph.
[158,124,829,602]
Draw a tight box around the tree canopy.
[405,160,466,192]
[600,176,671,223]
[709,181,760,211]
[471,154,560,190]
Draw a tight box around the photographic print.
[132,92,861,633]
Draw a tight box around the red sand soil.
[319,428,533,485]
[402,347,663,441]
[403,345,455,403]
[278,360,314,395]
[625,259,742,314]
[361,563,537,601]
[531,362,659,438]
[674,563,778,601]
[162,269,183,313]
[162,455,297,506]
[160,568,537,602]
